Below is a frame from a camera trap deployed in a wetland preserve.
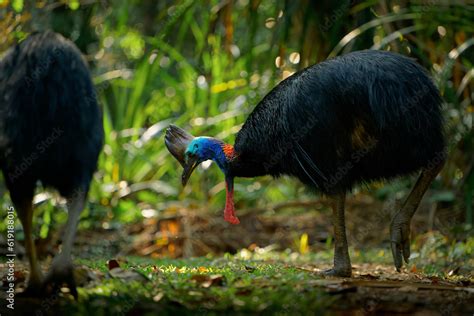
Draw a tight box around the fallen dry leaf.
[191,274,224,288]
[153,292,164,302]
[108,267,149,282]
[359,273,379,280]
[2,270,26,286]
[74,265,100,286]
[107,259,121,270]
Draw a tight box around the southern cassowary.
[0,31,103,296]
[165,50,445,277]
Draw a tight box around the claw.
[390,219,411,272]
[321,266,352,277]
[403,240,410,264]
[391,240,402,272]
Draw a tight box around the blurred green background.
[0,0,473,256]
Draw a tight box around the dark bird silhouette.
[0,31,103,296]
[165,50,445,277]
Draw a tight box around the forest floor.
[1,241,473,315]
[1,194,473,315]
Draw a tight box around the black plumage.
[232,50,444,193]
[0,31,103,296]
[231,51,445,275]
[166,50,445,276]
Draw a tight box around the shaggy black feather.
[0,31,103,201]
[231,50,444,194]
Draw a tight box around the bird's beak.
[181,155,199,186]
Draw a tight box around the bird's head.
[165,125,240,224]
[181,136,232,185]
[164,125,235,186]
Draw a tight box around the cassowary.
[0,31,103,296]
[165,50,445,277]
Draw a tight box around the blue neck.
[188,137,234,175]
[207,141,229,173]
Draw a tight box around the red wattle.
[224,182,240,224]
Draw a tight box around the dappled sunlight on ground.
[1,235,473,315]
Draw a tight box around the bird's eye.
[194,144,198,150]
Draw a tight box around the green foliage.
[8,237,472,314]
[71,256,331,315]
[92,0,474,228]
[11,0,22,12]
[240,234,474,279]
[0,1,473,234]
[410,231,474,276]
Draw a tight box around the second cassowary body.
[165,50,445,277]
[0,32,103,296]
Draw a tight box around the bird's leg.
[390,160,445,271]
[43,188,86,299]
[323,192,352,277]
[16,199,44,294]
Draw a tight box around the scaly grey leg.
[43,188,86,299]
[323,192,352,277]
[390,161,445,271]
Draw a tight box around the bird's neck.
[210,139,266,178]
[207,141,240,224]
[209,141,237,173]
[209,140,264,225]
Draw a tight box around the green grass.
[1,0,473,238]
[69,256,331,315]
[4,233,472,315]
[61,233,474,315]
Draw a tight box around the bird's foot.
[390,215,411,271]
[42,258,78,299]
[321,266,352,277]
